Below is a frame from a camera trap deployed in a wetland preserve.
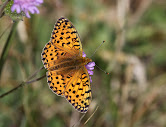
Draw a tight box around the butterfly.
[41,17,95,113]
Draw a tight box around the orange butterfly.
[41,17,95,113]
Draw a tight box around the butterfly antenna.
[96,64,110,75]
[90,40,105,58]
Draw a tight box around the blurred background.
[0,0,166,127]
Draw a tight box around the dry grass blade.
[0,22,17,78]
[130,74,166,127]
[84,106,99,125]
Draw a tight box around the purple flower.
[11,0,43,18]
[82,52,95,83]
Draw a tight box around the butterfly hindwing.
[47,66,92,113]
[64,67,92,113]
[47,69,75,96]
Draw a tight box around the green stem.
[0,22,18,78]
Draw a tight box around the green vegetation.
[0,0,166,127]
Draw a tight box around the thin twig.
[26,66,44,81]
[0,66,45,99]
[26,74,46,84]
[0,81,25,98]
[0,74,46,98]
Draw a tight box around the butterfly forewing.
[51,17,82,56]
[41,41,68,69]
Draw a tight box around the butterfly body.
[48,56,92,72]
[41,17,94,113]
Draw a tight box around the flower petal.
[82,52,86,57]
[36,0,43,4]
[89,76,92,83]
[11,0,43,18]
[85,62,95,70]
[11,4,21,13]
[25,11,31,18]
[28,6,39,14]
[83,51,95,82]
[85,65,94,71]
[87,70,93,75]
[88,62,95,67]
